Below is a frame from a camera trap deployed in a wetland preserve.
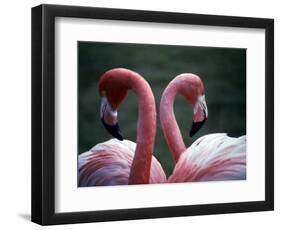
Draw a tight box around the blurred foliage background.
[78,42,246,177]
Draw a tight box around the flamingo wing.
[168,133,246,182]
[79,139,166,186]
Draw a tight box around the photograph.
[30,3,274,225]
[77,42,247,186]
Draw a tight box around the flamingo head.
[98,69,130,141]
[177,74,208,137]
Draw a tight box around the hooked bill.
[100,96,124,141]
[189,95,208,137]
[190,119,206,137]
[101,118,123,141]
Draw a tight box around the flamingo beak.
[190,95,208,137]
[100,96,123,141]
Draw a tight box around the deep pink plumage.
[160,74,246,182]
[79,68,167,186]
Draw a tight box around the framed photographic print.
[31,4,274,225]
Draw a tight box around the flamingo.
[160,73,246,182]
[79,68,167,186]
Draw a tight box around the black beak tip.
[115,133,124,141]
[189,119,206,137]
[101,118,124,141]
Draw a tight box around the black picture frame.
[31,4,274,225]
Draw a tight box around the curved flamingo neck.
[109,69,156,184]
[160,74,201,163]
[160,81,186,163]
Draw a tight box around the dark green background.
[78,42,246,176]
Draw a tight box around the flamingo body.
[168,134,246,182]
[79,139,166,186]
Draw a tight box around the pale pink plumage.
[168,134,246,182]
[79,139,166,186]
[160,73,246,182]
